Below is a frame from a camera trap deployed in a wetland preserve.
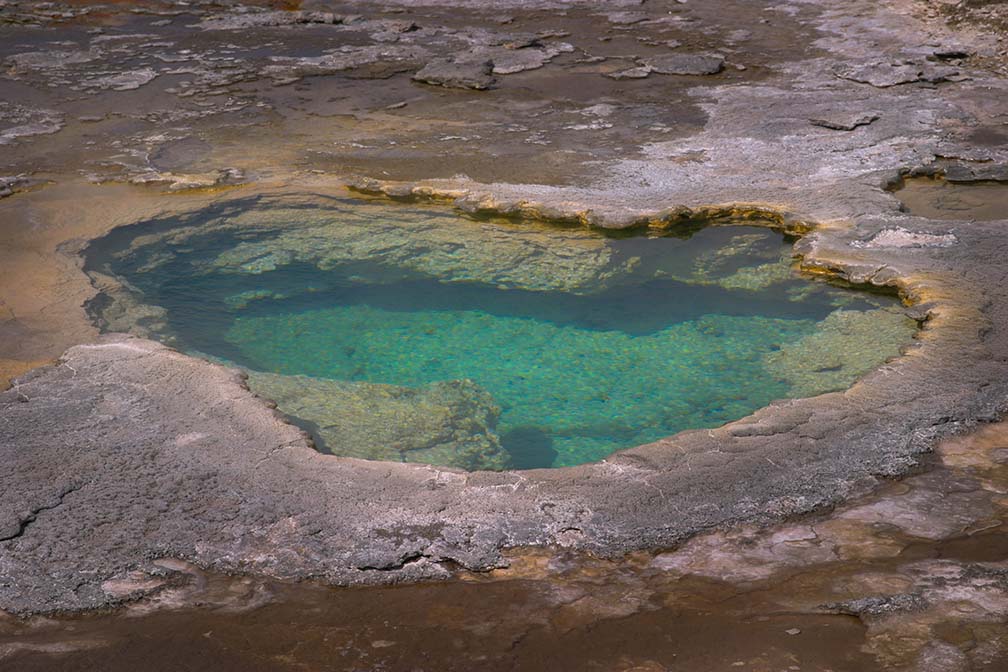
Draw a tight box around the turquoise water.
[84,199,913,469]
[231,304,811,466]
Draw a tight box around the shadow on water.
[279,413,333,455]
[500,426,558,469]
[145,261,856,347]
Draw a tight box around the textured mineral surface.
[1,3,1008,669]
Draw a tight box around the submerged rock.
[248,371,510,471]
[149,137,212,172]
[662,231,795,291]
[85,271,169,340]
[764,307,914,397]
[180,201,622,294]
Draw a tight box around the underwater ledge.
[2,178,1007,616]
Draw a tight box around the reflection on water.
[84,199,914,468]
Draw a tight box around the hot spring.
[83,195,916,470]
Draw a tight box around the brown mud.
[896,177,1008,221]
[0,574,875,672]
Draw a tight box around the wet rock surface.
[762,306,913,398]
[944,162,1008,183]
[4,421,1008,670]
[96,197,625,293]
[0,6,1007,671]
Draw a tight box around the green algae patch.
[84,196,917,470]
[248,371,509,470]
[764,307,915,398]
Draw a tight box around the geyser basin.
[84,195,915,469]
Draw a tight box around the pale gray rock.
[200,10,343,30]
[90,68,158,91]
[265,45,429,80]
[477,43,573,74]
[127,167,245,191]
[5,49,97,71]
[944,162,1008,183]
[644,53,725,75]
[0,176,21,198]
[853,227,957,249]
[835,63,924,87]
[0,175,44,199]
[604,11,648,25]
[809,112,879,131]
[606,65,652,80]
[0,102,64,145]
[827,593,928,617]
[413,58,496,89]
[931,47,972,60]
